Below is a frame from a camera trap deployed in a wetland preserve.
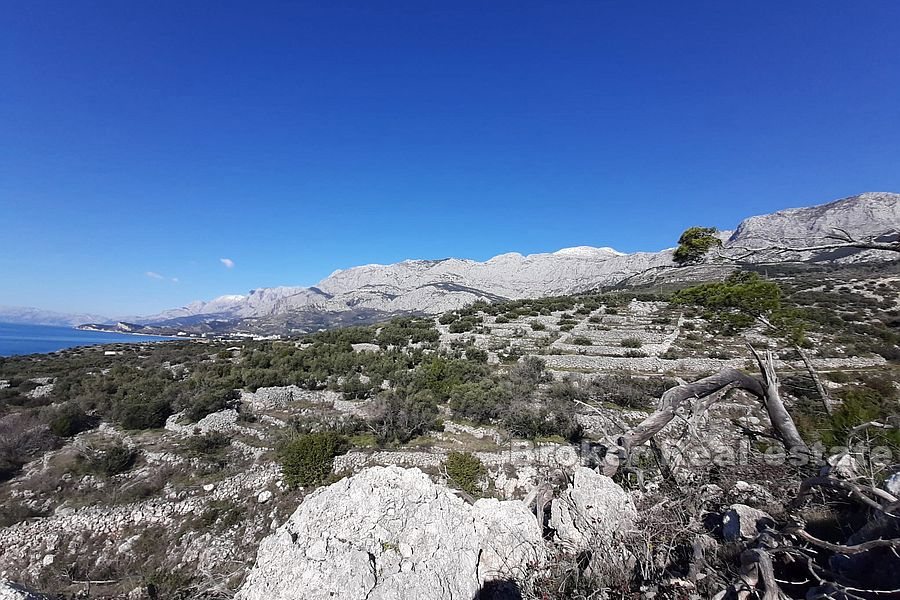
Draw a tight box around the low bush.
[621,338,643,348]
[82,441,138,476]
[449,319,476,333]
[465,347,488,363]
[449,380,508,423]
[46,402,95,437]
[185,431,231,456]
[278,431,349,488]
[371,390,440,446]
[590,374,677,409]
[444,451,485,496]
[117,397,173,430]
[571,336,593,346]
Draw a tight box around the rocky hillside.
[1,265,898,598]
[122,191,898,335]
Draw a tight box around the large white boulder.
[236,466,544,600]
[550,467,637,551]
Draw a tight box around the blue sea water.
[0,322,179,357]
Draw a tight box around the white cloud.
[220,258,235,269]
[171,277,179,283]
[145,271,165,280]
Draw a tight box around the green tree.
[673,226,722,265]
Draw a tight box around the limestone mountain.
[103,192,900,334]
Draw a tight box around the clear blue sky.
[2,1,899,316]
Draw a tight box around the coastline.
[74,325,191,340]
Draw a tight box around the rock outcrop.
[0,580,50,600]
[236,466,545,600]
[550,467,637,553]
[728,191,900,251]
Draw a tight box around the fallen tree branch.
[614,350,810,473]
[794,476,899,515]
[617,367,766,453]
[748,345,809,454]
[789,527,900,555]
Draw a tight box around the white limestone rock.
[722,504,774,541]
[884,472,900,497]
[236,466,544,600]
[549,467,637,552]
[0,580,50,600]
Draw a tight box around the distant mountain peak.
[553,246,624,257]
[7,192,896,333]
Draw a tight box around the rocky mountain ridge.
[10,192,898,334]
[129,192,897,334]
[0,306,111,328]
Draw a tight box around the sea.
[0,322,179,357]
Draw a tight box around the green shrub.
[590,374,676,409]
[531,322,546,331]
[186,431,231,456]
[279,432,349,488]
[371,390,440,446]
[449,380,508,423]
[571,336,592,346]
[449,319,476,333]
[185,387,238,422]
[118,397,172,430]
[465,347,488,363]
[444,451,485,497]
[83,442,137,476]
[46,402,94,437]
[824,371,850,383]
[620,338,643,348]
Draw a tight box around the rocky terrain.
[1,256,898,598]
[69,192,899,336]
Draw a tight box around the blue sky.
[2,1,899,316]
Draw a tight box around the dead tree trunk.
[749,347,809,453]
[617,368,765,453]
[610,350,809,474]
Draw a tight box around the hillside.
[1,263,898,598]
